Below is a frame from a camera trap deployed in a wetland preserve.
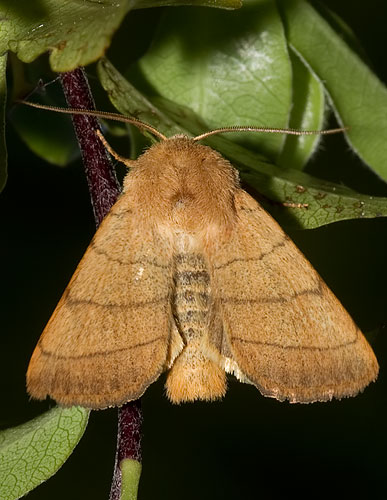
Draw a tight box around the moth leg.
[95,129,135,168]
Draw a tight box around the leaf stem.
[59,67,143,500]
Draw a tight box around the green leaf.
[0,0,132,72]
[277,50,325,170]
[98,58,185,140]
[11,101,80,167]
[136,0,292,159]
[0,406,89,500]
[8,53,80,166]
[281,0,387,181]
[135,0,241,8]
[97,59,387,229]
[0,53,7,192]
[0,0,239,73]
[242,170,387,230]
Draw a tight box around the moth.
[26,108,379,409]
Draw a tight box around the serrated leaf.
[0,0,240,73]
[0,406,89,500]
[136,0,292,160]
[0,0,132,72]
[98,59,387,228]
[0,53,7,192]
[281,0,387,181]
[242,170,387,230]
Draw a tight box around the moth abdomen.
[166,251,226,403]
[172,252,210,342]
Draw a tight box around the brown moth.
[26,109,379,409]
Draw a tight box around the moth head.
[125,136,239,235]
[18,101,347,235]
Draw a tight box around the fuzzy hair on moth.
[23,102,378,409]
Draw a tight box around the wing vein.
[90,240,170,268]
[38,335,165,360]
[66,293,169,309]
[213,235,286,270]
[220,280,322,304]
[231,328,359,351]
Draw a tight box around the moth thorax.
[165,251,226,403]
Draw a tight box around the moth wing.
[27,195,174,409]
[210,189,378,402]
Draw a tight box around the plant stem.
[109,401,143,500]
[60,67,143,500]
[60,68,120,225]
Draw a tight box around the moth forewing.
[27,173,175,409]
[26,135,378,408]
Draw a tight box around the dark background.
[2,1,387,499]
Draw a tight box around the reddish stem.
[59,67,143,499]
[60,68,120,225]
[109,400,143,500]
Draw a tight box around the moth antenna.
[193,125,349,142]
[19,99,349,143]
[95,129,135,168]
[18,100,168,141]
